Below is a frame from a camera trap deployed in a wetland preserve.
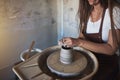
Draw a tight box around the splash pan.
[37,46,98,80]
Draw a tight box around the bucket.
[20,48,42,61]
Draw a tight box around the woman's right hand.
[58,37,80,47]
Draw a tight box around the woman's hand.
[58,37,80,47]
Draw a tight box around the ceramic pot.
[60,46,73,64]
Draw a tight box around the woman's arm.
[62,29,119,55]
[78,30,119,55]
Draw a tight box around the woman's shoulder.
[113,6,120,29]
[113,6,120,12]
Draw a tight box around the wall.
[63,0,79,38]
[57,0,79,40]
[0,0,80,79]
[0,0,57,79]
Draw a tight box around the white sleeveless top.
[87,7,120,42]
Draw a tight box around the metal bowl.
[20,48,42,61]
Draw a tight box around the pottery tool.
[25,41,35,60]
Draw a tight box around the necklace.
[91,8,103,22]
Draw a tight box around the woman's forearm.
[77,39,116,55]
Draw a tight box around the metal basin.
[20,48,42,61]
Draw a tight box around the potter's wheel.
[47,50,87,77]
[37,46,98,80]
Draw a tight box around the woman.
[59,0,120,80]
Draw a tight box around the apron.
[82,8,119,80]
